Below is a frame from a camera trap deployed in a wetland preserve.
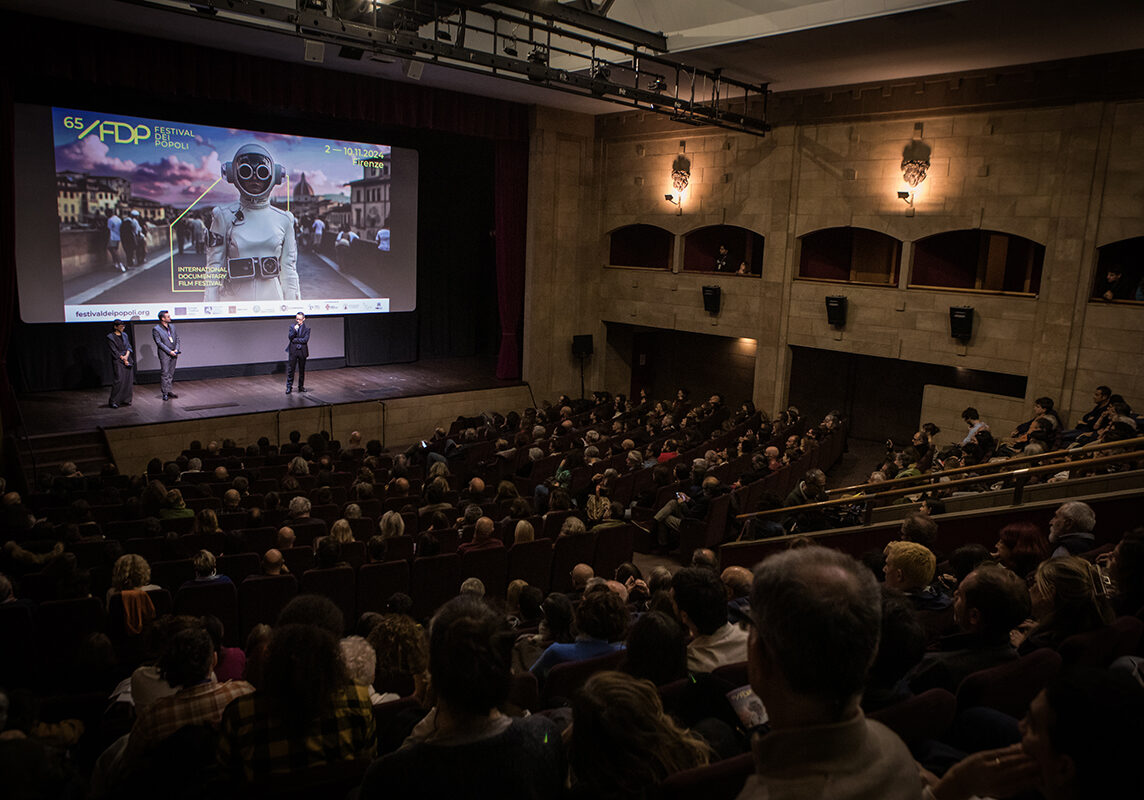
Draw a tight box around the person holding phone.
[285,311,310,394]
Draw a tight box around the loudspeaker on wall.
[702,285,722,314]
[949,306,974,341]
[572,334,594,357]
[825,296,847,327]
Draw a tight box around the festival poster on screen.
[52,107,396,322]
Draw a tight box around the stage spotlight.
[436,29,452,41]
[527,47,548,66]
[649,75,667,91]
[503,39,518,57]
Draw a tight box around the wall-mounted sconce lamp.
[898,140,931,216]
[666,155,690,215]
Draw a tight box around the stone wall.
[520,80,1144,430]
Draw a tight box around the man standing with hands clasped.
[107,319,133,408]
[152,310,180,401]
[285,312,309,394]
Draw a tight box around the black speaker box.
[949,306,974,341]
[702,285,722,314]
[825,296,847,327]
[572,334,594,357]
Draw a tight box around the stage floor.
[16,356,523,435]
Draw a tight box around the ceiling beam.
[463,0,667,51]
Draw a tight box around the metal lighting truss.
[114,0,771,137]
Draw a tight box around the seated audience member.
[671,567,749,672]
[217,622,376,783]
[993,522,1050,579]
[512,520,535,545]
[460,577,486,598]
[313,536,347,570]
[287,496,328,538]
[883,541,950,612]
[738,546,919,799]
[340,635,399,706]
[276,526,296,551]
[652,476,727,551]
[364,536,388,564]
[566,563,594,602]
[530,586,628,681]
[908,565,1031,694]
[939,544,992,594]
[221,489,243,513]
[259,548,288,576]
[1047,502,1096,557]
[159,489,193,519]
[1060,385,1111,443]
[1014,557,1114,655]
[328,519,354,544]
[569,671,711,798]
[418,479,454,519]
[1102,526,1144,616]
[118,625,255,772]
[899,512,940,553]
[366,613,429,699]
[621,611,689,687]
[377,510,404,541]
[863,589,927,713]
[925,669,1144,800]
[180,550,232,590]
[784,468,826,508]
[192,508,223,536]
[559,516,587,538]
[359,596,566,799]
[512,592,574,673]
[200,613,245,682]
[690,548,718,571]
[106,553,161,611]
[459,517,503,553]
[959,407,990,448]
[515,586,544,629]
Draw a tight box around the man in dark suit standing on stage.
[152,310,181,401]
[286,311,310,394]
[107,319,133,408]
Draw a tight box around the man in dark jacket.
[285,312,310,394]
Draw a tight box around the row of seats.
[1,525,635,687]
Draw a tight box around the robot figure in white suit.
[205,143,300,302]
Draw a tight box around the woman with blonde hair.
[570,670,711,798]
[377,510,405,541]
[329,518,354,544]
[513,520,535,545]
[1015,555,1115,655]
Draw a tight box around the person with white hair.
[340,636,399,706]
[1048,501,1096,558]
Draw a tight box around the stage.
[14,357,534,476]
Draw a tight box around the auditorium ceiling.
[5,0,1144,111]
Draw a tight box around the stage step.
[19,430,112,489]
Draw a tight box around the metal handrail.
[828,435,1144,498]
[737,449,1144,522]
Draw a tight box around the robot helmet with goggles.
[222,143,285,204]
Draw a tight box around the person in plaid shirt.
[121,626,254,768]
[217,622,377,783]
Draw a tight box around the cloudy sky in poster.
[52,107,389,208]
